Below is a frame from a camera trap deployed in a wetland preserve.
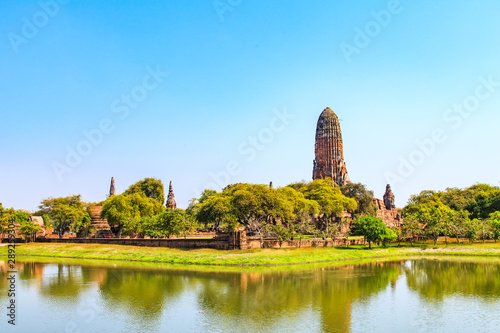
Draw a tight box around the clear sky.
[1,0,499,211]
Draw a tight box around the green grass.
[3,240,500,267]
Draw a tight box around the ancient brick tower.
[166,181,176,209]
[312,107,350,186]
[109,177,116,197]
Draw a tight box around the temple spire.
[312,107,350,186]
[166,181,177,209]
[109,177,116,197]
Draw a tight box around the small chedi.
[313,107,350,186]
[373,184,402,228]
[166,181,176,209]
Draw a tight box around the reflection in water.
[405,259,500,301]
[0,258,499,332]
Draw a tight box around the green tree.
[298,178,357,235]
[38,195,90,238]
[19,221,42,243]
[124,178,165,205]
[267,224,291,248]
[488,211,500,242]
[380,228,397,247]
[101,193,164,238]
[340,182,377,217]
[464,218,481,243]
[351,216,390,249]
[191,192,238,231]
[400,214,422,246]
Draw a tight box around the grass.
[3,240,500,267]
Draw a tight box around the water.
[1,257,499,332]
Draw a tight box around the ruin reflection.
[1,258,499,332]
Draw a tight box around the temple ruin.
[312,107,350,186]
[313,107,402,228]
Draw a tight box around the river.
[0,257,499,332]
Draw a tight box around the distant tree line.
[3,179,499,247]
[401,184,500,244]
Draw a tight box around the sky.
[1,0,499,212]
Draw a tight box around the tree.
[489,211,500,242]
[298,178,357,235]
[341,182,377,217]
[0,204,14,238]
[124,178,165,205]
[19,221,42,243]
[267,225,291,248]
[38,195,90,238]
[400,214,422,246]
[158,209,196,239]
[191,192,238,231]
[380,228,397,247]
[464,218,481,244]
[101,193,164,238]
[416,205,454,246]
[351,216,390,249]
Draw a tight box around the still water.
[0,257,499,332]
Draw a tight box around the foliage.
[341,182,377,217]
[101,193,164,237]
[489,211,500,242]
[267,224,292,248]
[404,184,500,220]
[19,221,42,243]
[38,195,90,238]
[297,178,357,233]
[400,214,422,246]
[124,178,165,205]
[351,216,392,249]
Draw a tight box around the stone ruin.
[313,107,350,186]
[312,107,402,229]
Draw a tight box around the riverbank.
[5,242,500,267]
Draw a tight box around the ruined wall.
[36,237,230,250]
[246,237,365,249]
[372,198,403,228]
[34,232,365,250]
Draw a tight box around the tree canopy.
[37,195,90,238]
[124,178,165,205]
[101,192,165,237]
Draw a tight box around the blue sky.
[1,0,499,211]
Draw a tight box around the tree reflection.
[404,259,500,301]
[2,258,499,332]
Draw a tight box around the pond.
[0,257,499,332]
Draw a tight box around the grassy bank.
[4,241,500,267]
